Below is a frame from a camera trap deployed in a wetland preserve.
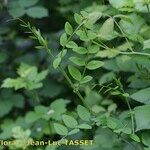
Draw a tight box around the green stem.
[92,40,108,49]
[33,90,40,103]
[119,51,150,57]
[18,19,89,109]
[113,18,134,52]
[125,98,135,134]
[146,4,150,13]
[93,40,150,57]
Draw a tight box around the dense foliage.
[0,0,150,150]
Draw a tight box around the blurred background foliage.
[0,0,150,150]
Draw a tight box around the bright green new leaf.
[65,22,73,35]
[87,60,104,70]
[68,65,82,81]
[77,105,91,121]
[62,115,78,128]
[54,123,68,136]
[1,63,48,90]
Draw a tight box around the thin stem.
[125,98,135,134]
[33,90,40,103]
[146,4,150,12]
[113,18,134,52]
[103,14,133,52]
[92,40,108,49]
[119,51,150,57]
[18,19,90,110]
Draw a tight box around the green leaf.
[26,6,48,18]
[73,47,88,54]
[60,33,67,47]
[50,99,68,120]
[77,105,91,121]
[53,57,61,69]
[98,17,114,40]
[142,131,150,147]
[66,41,77,48]
[122,128,132,135]
[109,0,134,9]
[76,30,89,41]
[25,112,40,123]
[88,12,102,24]
[143,39,150,49]
[54,123,68,136]
[68,65,82,81]
[68,129,80,135]
[18,0,39,7]
[80,76,93,84]
[62,115,78,128]
[69,57,85,66]
[114,14,132,23]
[78,124,92,129]
[1,78,26,90]
[107,118,117,129]
[65,22,73,35]
[131,87,150,104]
[35,70,48,83]
[57,49,67,58]
[1,63,48,90]
[130,134,140,143]
[87,60,104,70]
[8,7,26,18]
[74,13,83,24]
[88,45,100,54]
[119,14,145,42]
[134,105,150,131]
[96,49,119,58]
[99,72,116,85]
